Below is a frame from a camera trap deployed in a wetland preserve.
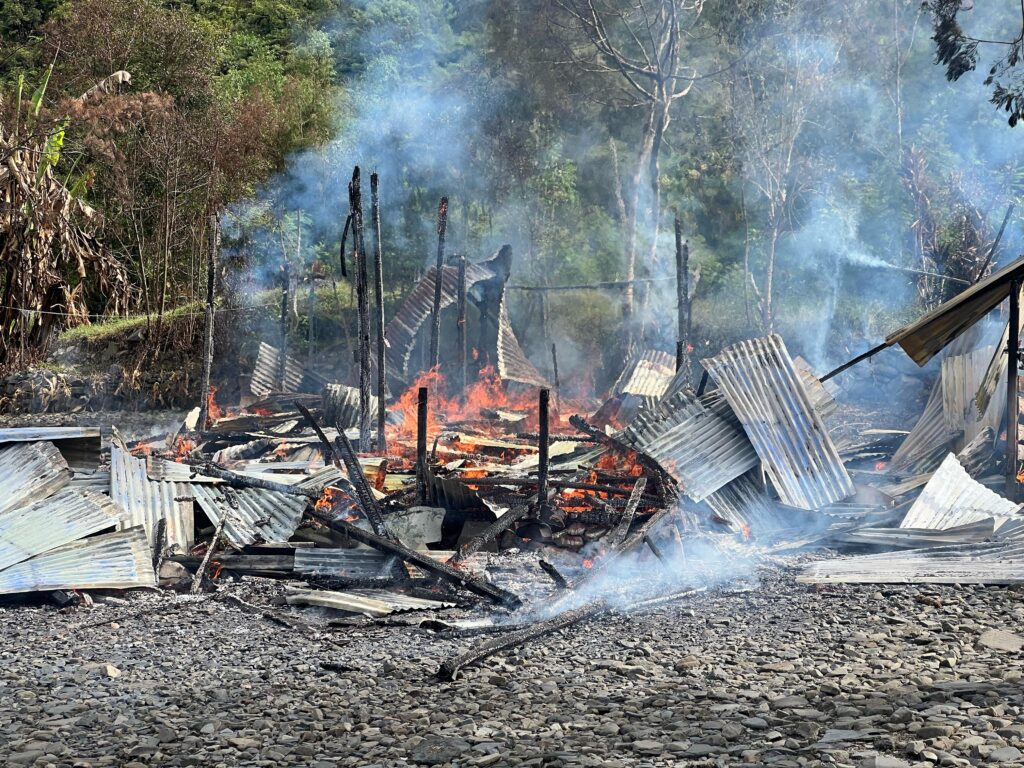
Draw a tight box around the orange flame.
[172,436,195,460]
[875,460,888,471]
[206,386,223,423]
[582,558,594,569]
[315,487,338,513]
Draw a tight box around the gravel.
[2,554,1023,767]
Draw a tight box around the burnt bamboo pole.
[198,212,219,432]
[1007,279,1021,499]
[349,167,372,452]
[428,196,449,369]
[538,388,550,513]
[370,172,388,454]
[416,386,429,504]
[674,216,691,383]
[456,255,467,397]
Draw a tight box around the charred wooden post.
[550,343,560,412]
[538,559,568,589]
[338,213,351,279]
[416,386,429,504]
[538,388,550,513]
[456,254,468,396]
[1008,278,1021,499]
[448,497,535,566]
[696,369,709,396]
[349,168,373,452]
[190,515,227,593]
[370,172,388,454]
[198,212,220,432]
[674,216,691,384]
[428,196,449,369]
[278,253,291,391]
[608,477,647,546]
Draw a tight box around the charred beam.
[537,388,550,511]
[456,255,468,396]
[370,172,387,454]
[417,387,429,504]
[192,463,320,499]
[349,167,372,452]
[428,196,449,369]
[198,212,220,431]
[447,497,536,566]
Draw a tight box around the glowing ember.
[875,460,888,471]
[172,436,195,460]
[206,386,223,423]
[314,487,339,513]
[582,558,594,569]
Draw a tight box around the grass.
[58,302,203,344]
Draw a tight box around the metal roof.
[323,384,379,430]
[703,471,793,537]
[110,439,193,552]
[900,452,1021,533]
[495,291,549,388]
[0,488,123,571]
[294,547,396,579]
[890,377,955,474]
[190,484,306,548]
[941,343,1004,447]
[384,260,497,379]
[0,441,73,515]
[250,341,329,398]
[0,526,156,594]
[622,389,758,501]
[0,427,101,442]
[612,349,676,399]
[701,335,854,510]
[285,587,456,617]
[887,254,1024,366]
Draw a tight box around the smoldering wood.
[820,340,892,382]
[457,255,468,396]
[675,216,691,384]
[370,172,388,454]
[417,386,429,505]
[428,196,449,369]
[349,167,373,452]
[190,515,227,593]
[568,414,669,500]
[1007,278,1020,499]
[538,559,568,589]
[198,212,220,432]
[152,518,167,574]
[326,415,396,541]
[537,388,550,511]
[696,369,709,396]
[338,212,352,279]
[447,497,536,566]
[644,534,667,564]
[436,600,606,680]
[306,508,520,607]
[192,463,320,499]
[551,344,560,408]
[608,477,647,546]
[278,254,291,391]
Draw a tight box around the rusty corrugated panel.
[0,488,123,571]
[612,349,676,399]
[0,441,73,515]
[0,526,156,594]
[702,335,854,510]
[385,261,496,379]
[285,586,456,617]
[886,254,1024,366]
[250,341,328,398]
[619,390,758,501]
[323,384,378,429]
[190,484,306,548]
[494,290,549,388]
[110,439,193,551]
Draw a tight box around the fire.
[131,443,153,457]
[273,441,288,459]
[740,523,751,540]
[172,436,195,460]
[315,487,339,514]
[875,460,888,471]
[372,461,388,491]
[582,558,594,569]
[206,386,222,423]
[594,450,643,477]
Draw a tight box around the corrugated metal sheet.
[793,356,838,418]
[703,471,792,536]
[702,335,854,510]
[0,526,156,594]
[495,290,549,388]
[0,427,101,442]
[190,484,306,548]
[110,439,193,551]
[612,349,676,399]
[900,452,1021,532]
[941,343,1005,448]
[250,341,329,398]
[323,384,378,430]
[886,254,1024,366]
[285,587,456,617]
[629,390,759,501]
[0,488,123,571]
[891,377,955,474]
[798,541,1024,585]
[294,547,394,578]
[147,457,217,484]
[975,317,1015,415]
[385,261,496,379]
[0,441,73,515]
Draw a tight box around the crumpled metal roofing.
[0,426,101,442]
[189,484,307,548]
[495,291,549,388]
[250,341,328,398]
[941,343,1005,448]
[385,261,497,379]
[622,389,759,501]
[703,471,793,537]
[900,452,1022,533]
[110,439,193,551]
[0,526,156,594]
[323,383,378,430]
[612,349,676,399]
[702,335,853,511]
[293,547,395,578]
[0,441,73,515]
[890,377,954,474]
[285,586,456,617]
[0,488,123,571]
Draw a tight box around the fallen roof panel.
[250,341,329,398]
[0,526,156,594]
[0,441,73,515]
[612,349,676,399]
[110,439,193,551]
[190,484,307,548]
[701,335,854,510]
[293,547,395,579]
[495,290,549,388]
[285,587,456,617]
[0,488,123,572]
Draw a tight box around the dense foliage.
[1,0,1021,381]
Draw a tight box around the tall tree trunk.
[624,107,657,343]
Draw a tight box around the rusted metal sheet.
[323,384,378,430]
[620,390,758,501]
[886,254,1024,366]
[702,335,854,510]
[495,291,549,388]
[189,484,306,548]
[284,587,456,617]
[385,261,496,379]
[110,438,193,551]
[249,341,328,398]
[612,349,676,399]
[797,541,1024,585]
[0,526,156,594]
[0,488,123,571]
[0,441,73,515]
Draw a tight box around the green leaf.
[30,62,54,120]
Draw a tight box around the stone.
[990,746,1023,763]
[103,664,121,679]
[979,630,1024,653]
[410,736,472,765]
[631,740,664,754]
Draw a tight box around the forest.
[1,0,1022,393]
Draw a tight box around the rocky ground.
[1,554,1023,768]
